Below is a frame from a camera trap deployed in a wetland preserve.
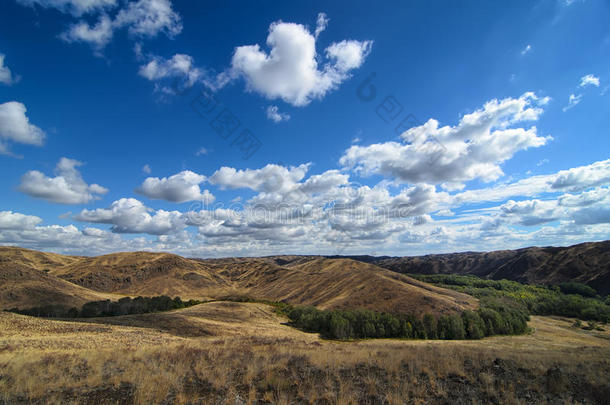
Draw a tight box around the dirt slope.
[231,257,476,314]
[0,262,116,310]
[0,247,475,315]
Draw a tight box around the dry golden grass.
[0,262,119,310]
[1,247,608,403]
[0,247,475,316]
[1,302,608,404]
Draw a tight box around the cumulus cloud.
[579,74,600,88]
[0,216,144,255]
[340,92,550,186]
[452,159,610,205]
[325,40,373,71]
[114,0,182,38]
[299,170,349,194]
[18,157,108,204]
[500,199,561,226]
[573,206,610,225]
[520,44,532,55]
[266,105,290,122]
[0,211,42,229]
[75,198,186,234]
[477,186,610,230]
[142,164,151,174]
[138,53,203,93]
[136,170,215,203]
[16,0,117,16]
[5,159,610,256]
[550,159,610,192]
[0,53,20,85]
[60,14,114,49]
[228,16,372,106]
[56,0,182,50]
[209,164,310,193]
[0,101,45,155]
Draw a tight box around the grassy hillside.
[0,262,118,310]
[354,241,610,295]
[0,247,476,316]
[0,304,608,404]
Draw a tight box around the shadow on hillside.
[65,309,214,338]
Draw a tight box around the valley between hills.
[1,243,609,404]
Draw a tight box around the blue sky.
[0,0,609,257]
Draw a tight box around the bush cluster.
[411,274,610,323]
[286,297,529,340]
[7,296,201,318]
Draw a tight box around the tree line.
[411,274,610,323]
[6,296,202,318]
[285,296,529,340]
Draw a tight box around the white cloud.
[0,101,45,155]
[561,74,601,112]
[138,53,202,87]
[452,159,610,205]
[550,159,610,192]
[142,164,151,174]
[195,147,208,156]
[340,92,550,186]
[136,170,215,203]
[209,164,310,193]
[16,0,117,16]
[314,12,329,39]
[579,74,600,88]
[114,0,182,38]
[0,211,42,229]
[56,0,182,50]
[228,16,372,106]
[266,105,290,122]
[298,170,349,195]
[0,53,20,85]
[562,93,582,111]
[0,217,146,255]
[18,157,108,204]
[60,14,114,49]
[325,40,373,72]
[520,44,532,55]
[75,198,186,234]
[4,159,610,256]
[500,199,561,226]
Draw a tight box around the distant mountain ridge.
[329,241,610,295]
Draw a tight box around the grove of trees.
[7,296,201,318]
[286,296,529,340]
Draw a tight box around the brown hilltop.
[0,247,475,315]
[360,241,610,295]
[0,262,116,310]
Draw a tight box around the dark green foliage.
[286,299,529,341]
[412,274,610,323]
[7,296,201,318]
[558,282,597,298]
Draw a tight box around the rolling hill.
[335,241,610,295]
[0,247,476,315]
[0,262,116,310]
